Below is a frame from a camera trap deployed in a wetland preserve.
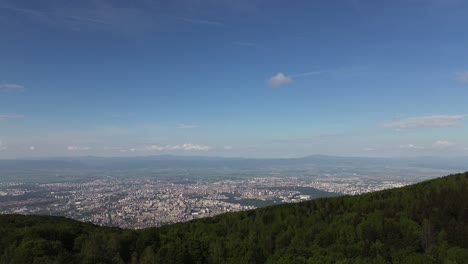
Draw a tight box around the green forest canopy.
[1,172,467,264]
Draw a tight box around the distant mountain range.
[1,154,468,171]
[1,172,467,263]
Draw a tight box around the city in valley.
[1,156,460,229]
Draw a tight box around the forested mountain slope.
[1,172,467,263]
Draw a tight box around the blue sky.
[1,0,468,158]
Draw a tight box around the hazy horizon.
[1,153,468,161]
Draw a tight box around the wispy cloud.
[268,73,293,88]
[103,146,138,153]
[432,140,456,148]
[399,144,424,150]
[145,143,213,151]
[289,71,323,78]
[0,83,24,92]
[383,115,466,129]
[0,1,159,33]
[266,133,352,144]
[0,140,6,151]
[268,70,323,88]
[103,146,127,153]
[67,146,91,151]
[397,141,460,150]
[177,17,224,26]
[0,114,25,121]
[457,71,468,83]
[103,146,122,150]
[177,124,199,129]
[0,0,261,33]
[0,5,110,25]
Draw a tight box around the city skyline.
[1,0,468,158]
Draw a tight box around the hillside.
[1,172,467,264]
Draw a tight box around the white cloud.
[267,70,323,88]
[268,73,293,88]
[363,147,374,151]
[176,144,213,151]
[145,145,166,151]
[29,146,35,151]
[457,71,468,83]
[399,144,424,149]
[224,146,233,150]
[103,146,128,152]
[0,83,24,92]
[383,115,465,129]
[67,146,91,151]
[0,114,25,121]
[432,140,456,148]
[177,124,199,129]
[103,147,121,150]
[145,143,213,151]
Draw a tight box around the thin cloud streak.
[0,83,24,92]
[0,140,6,151]
[103,146,128,153]
[0,114,25,121]
[289,71,323,78]
[67,146,91,151]
[145,143,214,151]
[399,144,424,150]
[177,17,224,26]
[0,5,111,25]
[268,70,324,87]
[432,140,456,148]
[383,115,466,129]
[0,1,164,33]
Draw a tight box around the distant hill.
[1,172,467,263]
[1,155,468,171]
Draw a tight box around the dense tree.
[0,172,467,263]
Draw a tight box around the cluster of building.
[308,180,408,195]
[0,175,410,229]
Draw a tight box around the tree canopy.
[1,172,467,263]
